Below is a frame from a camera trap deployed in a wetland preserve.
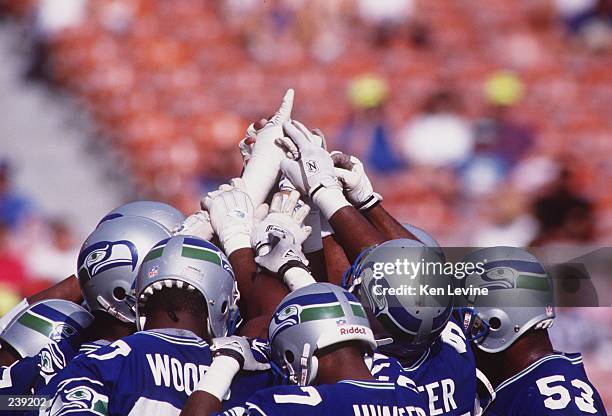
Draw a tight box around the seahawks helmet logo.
[270,305,300,340]
[78,240,138,282]
[50,323,78,342]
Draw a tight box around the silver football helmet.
[269,283,376,386]
[77,216,172,323]
[402,223,444,259]
[0,299,93,358]
[97,201,185,232]
[343,239,453,357]
[135,235,239,338]
[459,246,555,353]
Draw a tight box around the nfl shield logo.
[148,266,159,278]
[545,305,553,316]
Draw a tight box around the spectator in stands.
[0,220,31,313]
[0,159,32,230]
[337,75,403,174]
[530,166,597,245]
[27,218,79,284]
[561,0,612,48]
[398,89,474,169]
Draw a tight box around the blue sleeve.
[232,386,325,416]
[0,356,40,394]
[42,339,132,416]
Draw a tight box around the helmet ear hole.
[285,350,295,364]
[489,317,502,330]
[221,300,228,315]
[113,287,126,300]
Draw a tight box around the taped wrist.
[194,355,240,401]
[280,263,316,291]
[312,186,351,220]
[357,192,382,211]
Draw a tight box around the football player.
[459,246,607,415]
[41,235,243,415]
[182,283,428,416]
[344,239,478,416]
[0,299,92,394]
[0,201,188,335]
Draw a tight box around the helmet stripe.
[276,292,338,313]
[300,304,344,322]
[350,302,367,318]
[483,260,546,274]
[32,303,87,332]
[181,245,221,265]
[516,274,550,291]
[143,246,165,262]
[17,311,55,337]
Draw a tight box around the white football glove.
[202,178,254,256]
[241,89,294,206]
[279,175,322,253]
[171,210,214,241]
[211,336,271,371]
[278,120,351,220]
[252,190,311,256]
[331,152,382,211]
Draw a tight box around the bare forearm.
[228,248,258,320]
[363,204,418,241]
[328,206,385,263]
[26,275,83,304]
[322,235,351,286]
[181,391,221,416]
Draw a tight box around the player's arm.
[0,276,83,335]
[0,355,41,394]
[203,180,290,337]
[279,121,386,264]
[182,337,269,416]
[331,152,418,241]
[362,204,419,240]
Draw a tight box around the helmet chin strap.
[97,295,135,324]
[299,343,316,386]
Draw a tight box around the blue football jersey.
[372,318,477,416]
[40,329,275,416]
[40,329,212,415]
[0,334,92,396]
[482,352,607,415]
[222,379,428,416]
[0,355,40,395]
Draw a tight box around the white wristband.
[284,267,316,291]
[223,233,252,257]
[312,187,351,220]
[0,298,29,332]
[195,355,240,401]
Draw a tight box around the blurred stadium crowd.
[0,0,611,400]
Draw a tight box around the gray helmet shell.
[98,201,185,232]
[462,246,555,353]
[77,216,172,323]
[353,239,453,355]
[402,223,444,259]
[0,299,93,358]
[269,283,376,386]
[135,235,238,338]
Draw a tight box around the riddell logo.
[339,326,367,335]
